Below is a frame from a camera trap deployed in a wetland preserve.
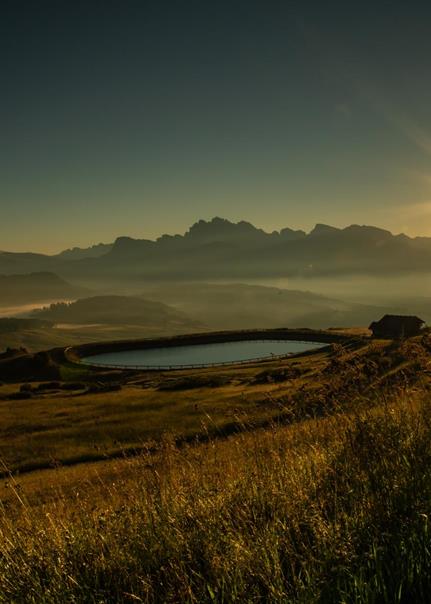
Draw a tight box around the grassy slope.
[0,294,205,351]
[0,321,207,352]
[2,336,431,602]
[0,349,330,473]
[34,295,199,326]
[1,336,427,476]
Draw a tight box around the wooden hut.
[369,315,425,338]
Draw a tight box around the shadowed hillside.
[0,272,87,307]
[35,295,203,329]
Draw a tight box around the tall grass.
[2,386,431,602]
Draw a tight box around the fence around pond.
[80,340,328,371]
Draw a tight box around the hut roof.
[371,314,424,326]
[368,314,425,332]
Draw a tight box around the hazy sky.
[2,1,431,253]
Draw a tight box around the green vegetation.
[1,335,431,601]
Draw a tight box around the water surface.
[84,339,324,368]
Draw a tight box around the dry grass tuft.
[2,337,431,602]
[2,388,431,602]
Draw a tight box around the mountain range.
[2,217,431,280]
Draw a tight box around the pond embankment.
[66,328,361,367]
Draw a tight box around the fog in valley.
[1,271,430,352]
[1,218,431,351]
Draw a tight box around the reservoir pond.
[83,340,325,369]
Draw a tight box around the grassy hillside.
[0,345,327,473]
[1,335,431,601]
[1,334,427,474]
[0,322,207,353]
[35,295,203,327]
[0,295,206,351]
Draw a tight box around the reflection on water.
[84,340,324,368]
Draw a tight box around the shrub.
[86,382,122,393]
[158,374,230,391]
[253,367,300,384]
[35,381,61,391]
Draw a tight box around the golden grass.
[0,351,330,474]
[1,385,431,602]
[0,338,419,476]
[1,336,431,601]
[0,322,207,353]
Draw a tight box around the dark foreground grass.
[2,387,431,603]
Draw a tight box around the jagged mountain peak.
[309,224,341,237]
[103,236,156,259]
[343,224,392,237]
[185,217,264,240]
[56,242,113,260]
[280,226,306,240]
[1,217,430,280]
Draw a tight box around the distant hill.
[0,272,87,307]
[142,282,395,331]
[3,217,431,280]
[35,295,203,330]
[0,295,204,353]
[0,251,60,274]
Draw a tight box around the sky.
[2,0,431,253]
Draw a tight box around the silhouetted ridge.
[309,224,340,237]
[55,242,113,260]
[280,227,306,240]
[109,237,155,257]
[2,217,431,279]
[184,217,268,243]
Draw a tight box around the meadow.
[0,349,328,474]
[1,335,431,602]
